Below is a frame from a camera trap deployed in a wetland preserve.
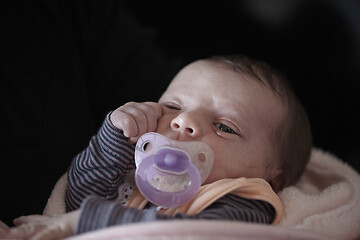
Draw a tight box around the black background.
[1,0,359,225]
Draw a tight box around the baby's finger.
[127,102,162,143]
[0,221,10,231]
[119,104,148,136]
[14,215,49,226]
[112,110,138,137]
[142,102,163,132]
[132,103,158,133]
[143,102,163,118]
[0,223,40,239]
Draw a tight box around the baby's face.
[156,60,284,184]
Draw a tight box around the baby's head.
[156,55,312,192]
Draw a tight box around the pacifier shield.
[134,132,214,208]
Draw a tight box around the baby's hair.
[208,55,312,191]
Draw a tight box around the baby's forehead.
[186,60,263,85]
[203,58,285,97]
[180,60,249,82]
[169,59,286,108]
[169,59,284,100]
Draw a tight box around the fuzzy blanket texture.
[44,148,360,240]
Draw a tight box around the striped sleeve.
[65,113,135,211]
[76,194,275,234]
[159,194,275,224]
[77,196,157,234]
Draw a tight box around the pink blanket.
[44,148,360,240]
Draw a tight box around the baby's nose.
[170,113,201,138]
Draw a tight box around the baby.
[0,55,312,239]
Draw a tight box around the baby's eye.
[165,105,181,110]
[215,123,236,134]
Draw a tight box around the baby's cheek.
[202,168,222,185]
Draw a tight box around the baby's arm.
[0,194,275,240]
[66,102,162,211]
[77,194,275,234]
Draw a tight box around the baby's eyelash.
[215,123,236,134]
[164,104,181,110]
[166,106,181,110]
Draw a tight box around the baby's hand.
[110,102,162,143]
[0,210,79,240]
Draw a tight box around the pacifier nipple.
[164,153,179,168]
[154,148,189,174]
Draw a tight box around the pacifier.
[134,132,214,208]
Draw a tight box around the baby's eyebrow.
[159,95,183,104]
[224,102,248,118]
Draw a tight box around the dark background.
[1,0,359,225]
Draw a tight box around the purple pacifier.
[134,132,214,208]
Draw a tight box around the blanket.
[44,148,360,240]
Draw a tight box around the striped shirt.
[66,114,276,234]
